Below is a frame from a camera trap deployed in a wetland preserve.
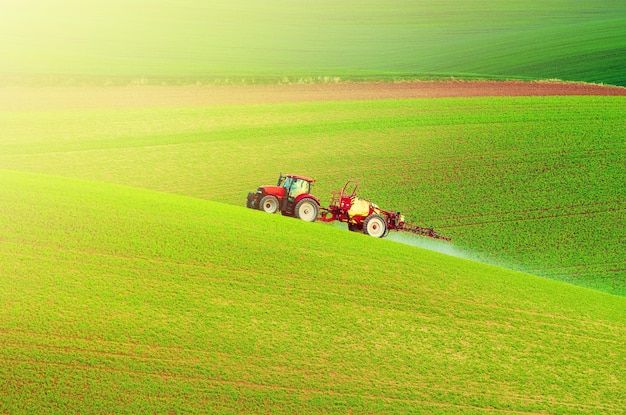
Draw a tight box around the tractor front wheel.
[364,214,387,238]
[295,198,319,222]
[260,195,279,214]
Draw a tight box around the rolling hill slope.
[1,169,624,414]
[1,95,623,294]
[1,0,625,85]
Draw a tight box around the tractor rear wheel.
[364,214,387,238]
[295,198,319,222]
[260,195,279,214]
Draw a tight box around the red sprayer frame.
[318,180,451,241]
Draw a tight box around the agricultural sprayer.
[246,174,450,241]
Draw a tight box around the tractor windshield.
[281,177,310,198]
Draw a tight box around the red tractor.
[246,173,320,222]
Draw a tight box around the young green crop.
[0,169,624,413]
[1,0,625,85]
[1,96,623,294]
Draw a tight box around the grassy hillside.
[1,0,625,85]
[1,95,624,295]
[1,169,624,414]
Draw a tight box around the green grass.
[1,169,624,414]
[2,2,624,411]
[1,96,624,295]
[1,0,625,85]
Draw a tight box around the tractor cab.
[278,174,312,199]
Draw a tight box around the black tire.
[295,198,319,222]
[364,214,387,238]
[246,192,256,209]
[260,195,279,214]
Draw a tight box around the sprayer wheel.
[364,214,387,238]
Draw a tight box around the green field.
[1,0,626,412]
[1,169,625,414]
[1,96,624,295]
[1,0,625,85]
[1,94,625,412]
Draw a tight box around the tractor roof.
[285,174,315,183]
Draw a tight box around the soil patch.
[1,80,624,111]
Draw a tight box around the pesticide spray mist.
[329,221,526,274]
[386,232,527,275]
[386,232,479,261]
